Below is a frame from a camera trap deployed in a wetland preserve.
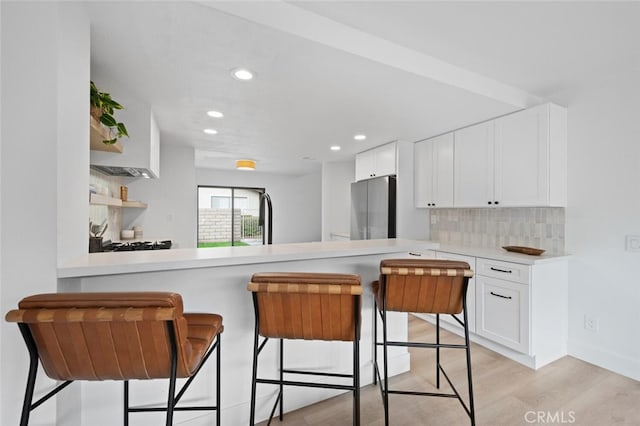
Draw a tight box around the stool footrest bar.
[388,389,457,398]
[282,369,353,379]
[256,378,355,391]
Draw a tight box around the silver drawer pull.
[490,267,512,274]
[490,291,512,300]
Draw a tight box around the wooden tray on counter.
[502,246,545,256]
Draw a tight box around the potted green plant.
[90,80,129,145]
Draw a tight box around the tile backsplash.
[430,207,565,254]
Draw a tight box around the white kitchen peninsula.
[57,239,437,425]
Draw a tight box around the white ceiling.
[87,1,640,175]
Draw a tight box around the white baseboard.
[569,339,640,381]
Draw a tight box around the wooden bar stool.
[5,292,223,426]
[372,259,475,425]
[248,272,362,425]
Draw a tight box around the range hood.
[89,165,155,178]
[89,75,160,178]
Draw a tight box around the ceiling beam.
[199,0,540,108]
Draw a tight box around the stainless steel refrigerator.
[350,176,396,240]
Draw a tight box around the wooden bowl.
[502,246,545,256]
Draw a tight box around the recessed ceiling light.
[203,128,218,135]
[207,110,224,118]
[330,146,341,151]
[354,134,367,141]
[231,68,254,81]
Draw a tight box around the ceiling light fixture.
[236,159,256,170]
[207,110,224,118]
[330,146,341,151]
[354,134,367,141]
[203,128,218,135]
[232,68,254,81]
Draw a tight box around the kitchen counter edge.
[58,239,439,279]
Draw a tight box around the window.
[197,186,264,247]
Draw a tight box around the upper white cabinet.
[454,103,567,208]
[414,133,454,208]
[355,142,396,181]
[453,121,495,207]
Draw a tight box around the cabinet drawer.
[476,276,529,353]
[476,258,530,285]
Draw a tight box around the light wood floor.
[258,315,640,425]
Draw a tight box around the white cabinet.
[475,258,530,353]
[435,251,476,332]
[414,133,454,208]
[422,251,568,369]
[494,103,567,206]
[453,121,495,207]
[454,103,567,207]
[355,142,396,181]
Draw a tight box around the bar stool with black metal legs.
[5,292,223,426]
[248,272,362,425]
[372,259,475,425]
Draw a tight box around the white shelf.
[90,194,147,209]
[122,200,148,209]
[90,116,123,153]
[89,193,122,207]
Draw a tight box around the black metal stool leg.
[373,298,378,385]
[355,309,361,425]
[463,298,475,426]
[381,304,389,426]
[124,381,129,426]
[279,339,284,421]
[436,313,441,389]
[166,322,178,426]
[250,323,259,425]
[216,334,221,425]
[18,324,38,426]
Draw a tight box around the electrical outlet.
[626,235,640,252]
[430,215,437,225]
[584,315,599,332]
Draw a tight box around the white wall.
[565,69,640,380]
[196,168,322,244]
[321,160,354,240]
[123,143,196,248]
[1,3,89,424]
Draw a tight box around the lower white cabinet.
[435,251,476,333]
[476,274,529,353]
[422,251,568,370]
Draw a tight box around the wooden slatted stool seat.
[248,272,362,425]
[372,259,476,425]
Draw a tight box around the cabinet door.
[414,139,434,208]
[476,275,529,353]
[494,105,549,206]
[355,150,375,181]
[435,251,476,332]
[454,121,495,207]
[432,133,454,207]
[374,143,397,177]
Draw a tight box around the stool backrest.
[379,259,473,314]
[248,272,362,342]
[5,292,196,381]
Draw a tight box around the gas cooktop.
[105,240,172,252]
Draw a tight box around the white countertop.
[58,238,438,278]
[435,244,570,265]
